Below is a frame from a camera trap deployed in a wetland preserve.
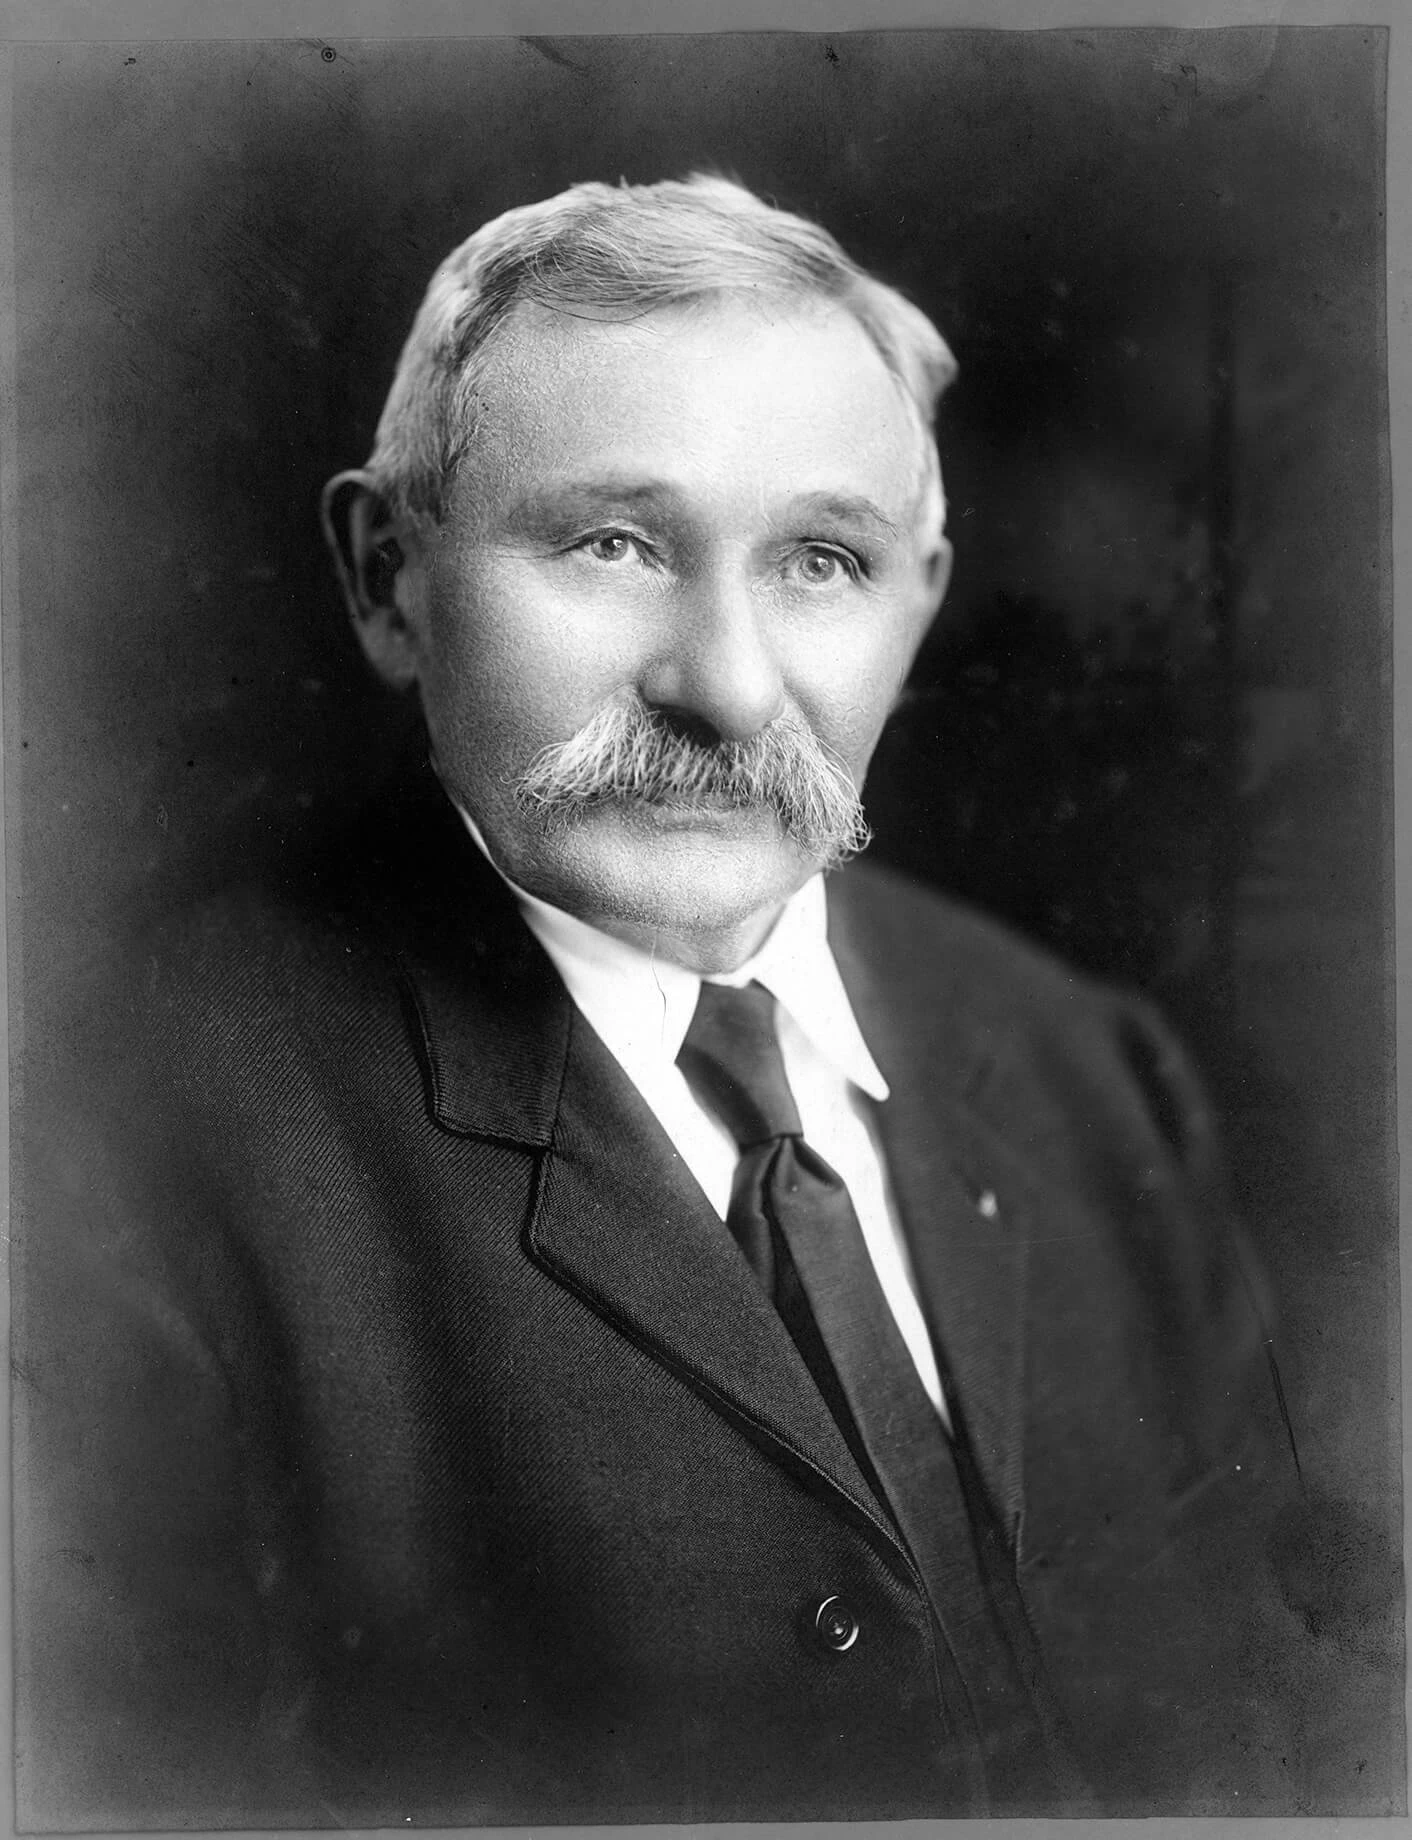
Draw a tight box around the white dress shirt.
[457,811,949,1424]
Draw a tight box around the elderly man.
[23,175,1309,1827]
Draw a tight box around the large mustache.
[511,700,872,869]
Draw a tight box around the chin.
[523,807,820,941]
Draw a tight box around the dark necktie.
[677,979,1071,1809]
[677,978,898,1494]
[676,978,931,1503]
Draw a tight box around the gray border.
[2,34,15,1840]
[0,5,1403,1840]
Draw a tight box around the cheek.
[786,607,923,768]
[422,557,638,766]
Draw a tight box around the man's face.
[392,295,949,955]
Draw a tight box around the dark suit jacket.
[18,770,1314,1828]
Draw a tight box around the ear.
[923,533,953,613]
[910,530,953,636]
[320,469,426,692]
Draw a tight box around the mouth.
[609,794,778,832]
[647,792,742,812]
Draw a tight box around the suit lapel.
[343,758,572,1150]
[874,1084,1030,1531]
[527,1011,901,1544]
[828,874,1030,1530]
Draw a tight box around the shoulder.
[829,855,1216,1174]
[83,790,433,1128]
[118,768,507,1060]
[829,853,1120,1040]
[95,874,380,1097]
[831,855,1074,985]
[136,874,385,1024]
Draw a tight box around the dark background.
[9,23,1398,1773]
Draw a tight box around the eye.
[578,530,640,564]
[789,545,859,587]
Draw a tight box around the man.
[21,175,1314,1827]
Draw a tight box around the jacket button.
[813,1594,859,1652]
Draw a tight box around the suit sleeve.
[1092,989,1396,1813]
[14,1027,318,1829]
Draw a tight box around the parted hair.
[366,173,958,530]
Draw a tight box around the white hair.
[365,173,957,532]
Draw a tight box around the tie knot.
[677,980,803,1148]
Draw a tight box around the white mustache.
[512,700,871,869]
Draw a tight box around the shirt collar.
[453,804,889,1102]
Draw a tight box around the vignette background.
[8,24,1400,1802]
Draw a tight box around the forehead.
[449,295,924,526]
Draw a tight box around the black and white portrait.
[8,15,1402,1829]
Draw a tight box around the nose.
[637,566,786,745]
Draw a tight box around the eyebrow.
[780,492,902,542]
[504,479,903,542]
[502,480,682,530]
